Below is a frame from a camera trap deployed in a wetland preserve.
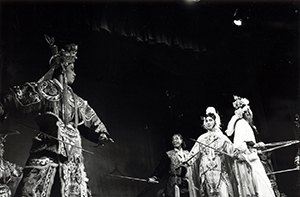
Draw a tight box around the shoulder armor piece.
[37,80,61,101]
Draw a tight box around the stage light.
[232,8,249,26]
[233,19,243,26]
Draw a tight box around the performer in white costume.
[226,96,275,197]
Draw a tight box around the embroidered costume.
[189,107,239,197]
[0,159,23,197]
[0,135,23,197]
[0,37,111,197]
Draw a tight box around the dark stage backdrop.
[1,1,300,196]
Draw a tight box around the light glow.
[233,19,242,26]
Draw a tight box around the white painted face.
[204,116,216,131]
[65,63,76,85]
[172,134,183,148]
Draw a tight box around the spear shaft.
[108,174,159,183]
[267,167,300,175]
[190,138,233,158]
[260,140,300,153]
[15,121,94,154]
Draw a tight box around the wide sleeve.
[234,119,259,161]
[75,95,110,143]
[221,140,234,157]
[1,81,56,117]
[233,119,254,152]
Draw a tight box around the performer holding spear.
[226,96,276,197]
[0,35,113,197]
[147,134,195,197]
[188,106,242,197]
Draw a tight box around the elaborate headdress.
[204,106,221,130]
[225,95,250,136]
[48,42,78,67]
[38,35,78,82]
[232,95,250,118]
[232,95,249,110]
[37,35,79,126]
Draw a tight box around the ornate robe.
[0,159,23,197]
[189,130,239,197]
[2,79,109,197]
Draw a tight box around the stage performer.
[226,95,275,197]
[148,134,195,197]
[0,35,113,197]
[189,106,241,197]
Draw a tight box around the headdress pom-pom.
[206,107,216,115]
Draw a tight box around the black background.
[1,1,299,196]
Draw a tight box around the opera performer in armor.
[225,96,275,197]
[189,107,241,197]
[148,134,196,197]
[0,36,113,197]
